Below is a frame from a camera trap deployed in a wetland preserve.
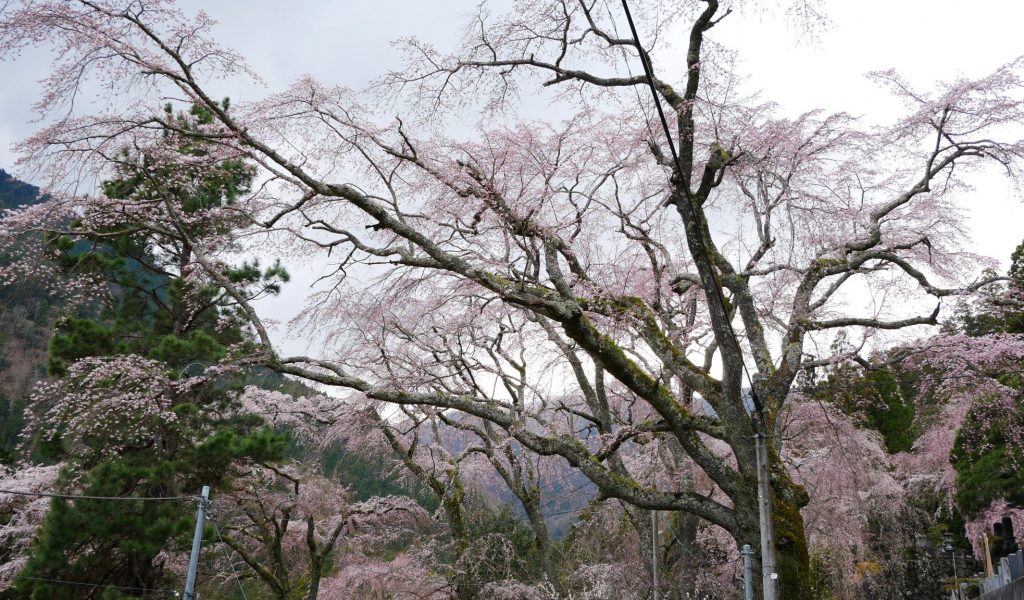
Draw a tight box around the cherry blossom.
[965,498,1024,560]
[781,397,903,581]
[214,462,430,600]
[0,464,61,589]
[2,1,1022,594]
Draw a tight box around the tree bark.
[304,556,323,600]
[771,456,812,599]
[522,495,561,593]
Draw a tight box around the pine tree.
[13,104,288,599]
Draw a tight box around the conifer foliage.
[6,107,288,599]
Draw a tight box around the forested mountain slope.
[0,169,52,459]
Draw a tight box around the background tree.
[5,107,288,598]
[0,464,59,591]
[0,170,59,461]
[211,462,429,600]
[791,241,1024,597]
[44,102,287,377]
[944,243,1024,556]
[241,385,550,599]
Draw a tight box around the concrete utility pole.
[183,485,210,600]
[651,510,659,600]
[742,544,754,600]
[755,430,778,600]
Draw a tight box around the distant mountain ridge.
[0,168,43,211]
[0,168,51,460]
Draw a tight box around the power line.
[539,445,639,510]
[600,0,659,151]
[17,575,180,597]
[616,0,764,421]
[601,14,777,588]
[539,442,663,514]
[212,520,250,600]
[0,488,198,501]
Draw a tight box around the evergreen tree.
[12,104,288,599]
[949,242,1024,532]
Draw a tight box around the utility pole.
[742,544,754,600]
[651,510,659,600]
[755,429,778,600]
[183,485,210,600]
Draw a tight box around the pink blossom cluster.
[565,562,647,600]
[964,498,1024,560]
[0,464,61,589]
[477,580,557,600]
[903,333,1024,401]
[24,355,241,465]
[890,399,973,499]
[782,397,904,569]
[897,333,1024,495]
[318,552,450,600]
[0,199,106,306]
[215,461,435,595]
[237,385,348,443]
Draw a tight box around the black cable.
[618,0,766,425]
[601,0,659,147]
[618,1,683,182]
[0,488,198,501]
[17,575,180,597]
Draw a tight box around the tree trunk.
[665,508,700,595]
[734,446,811,599]
[440,487,475,600]
[304,557,322,600]
[772,461,811,599]
[523,496,561,593]
[624,505,657,598]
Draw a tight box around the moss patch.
[773,464,812,598]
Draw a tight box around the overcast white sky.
[2,0,1020,255]
[1,0,1022,354]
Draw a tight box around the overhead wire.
[211,519,250,600]
[616,0,767,427]
[16,575,180,597]
[600,0,659,150]
[0,488,198,501]
[537,439,662,512]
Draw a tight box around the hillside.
[0,169,52,459]
[0,169,41,211]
